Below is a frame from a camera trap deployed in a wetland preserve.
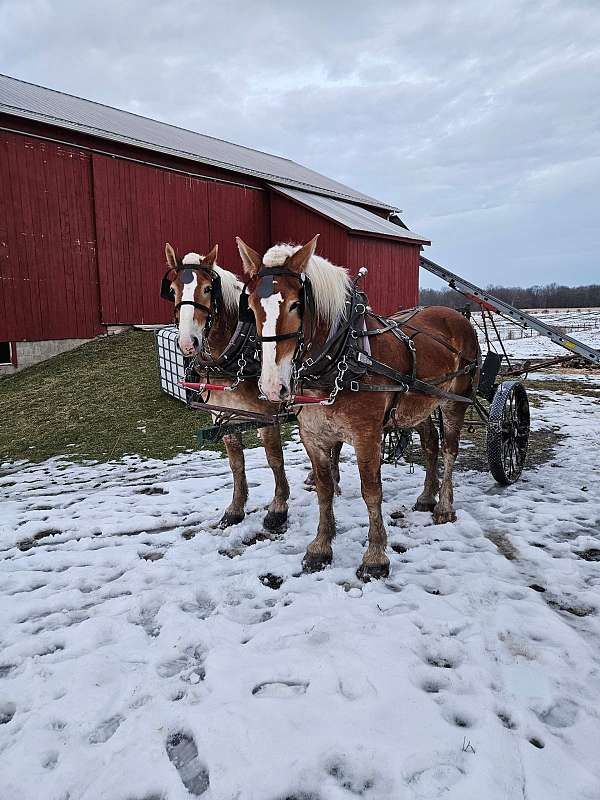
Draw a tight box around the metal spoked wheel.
[486,380,530,485]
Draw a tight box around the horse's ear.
[288,234,319,273]
[204,244,218,266]
[236,237,262,276]
[165,242,178,269]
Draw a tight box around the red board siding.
[270,191,420,315]
[207,182,269,278]
[346,236,420,314]
[93,154,209,325]
[93,155,269,324]
[0,131,101,341]
[270,192,349,266]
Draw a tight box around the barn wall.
[92,155,269,325]
[346,236,421,314]
[207,182,270,277]
[269,192,349,267]
[0,130,102,341]
[270,192,421,315]
[0,122,420,343]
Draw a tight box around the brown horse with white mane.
[237,235,480,581]
[164,242,291,530]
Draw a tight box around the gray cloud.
[1,0,599,286]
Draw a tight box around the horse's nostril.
[279,385,290,400]
[192,336,199,349]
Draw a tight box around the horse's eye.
[203,286,212,295]
[289,301,300,312]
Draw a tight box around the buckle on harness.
[350,380,360,391]
[356,352,371,365]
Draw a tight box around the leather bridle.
[160,262,222,330]
[242,267,313,343]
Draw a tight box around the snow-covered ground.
[472,308,600,360]
[1,386,599,800]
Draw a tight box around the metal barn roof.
[0,73,394,210]
[271,185,430,244]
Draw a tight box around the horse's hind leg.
[433,402,467,524]
[331,441,342,495]
[302,438,337,572]
[414,416,440,512]
[355,433,389,582]
[305,441,342,495]
[258,426,290,531]
[220,432,248,527]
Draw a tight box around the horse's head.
[163,242,220,356]
[237,235,319,402]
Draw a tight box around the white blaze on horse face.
[177,272,203,356]
[260,292,292,400]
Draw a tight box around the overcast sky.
[2,0,599,287]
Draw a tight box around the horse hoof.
[218,511,245,529]
[263,510,288,531]
[414,500,436,512]
[356,562,390,582]
[302,553,332,573]
[433,510,457,525]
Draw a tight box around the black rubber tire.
[486,380,530,485]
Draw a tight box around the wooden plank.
[93,154,211,324]
[0,131,100,340]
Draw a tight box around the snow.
[1,387,600,799]
[472,308,600,360]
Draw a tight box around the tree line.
[419,283,600,310]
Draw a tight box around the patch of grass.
[0,330,269,464]
[527,379,600,399]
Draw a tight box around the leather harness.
[161,262,478,407]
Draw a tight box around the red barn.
[0,73,429,371]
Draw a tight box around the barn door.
[92,155,210,325]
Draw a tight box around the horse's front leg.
[219,432,248,527]
[258,426,290,531]
[355,432,389,582]
[301,438,337,572]
[433,403,467,524]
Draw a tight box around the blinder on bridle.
[240,267,314,342]
[160,262,223,320]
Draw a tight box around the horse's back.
[392,305,479,360]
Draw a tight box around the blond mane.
[262,243,351,328]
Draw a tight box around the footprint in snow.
[405,761,466,797]
[89,714,123,744]
[497,710,518,730]
[326,759,376,795]
[42,751,59,770]
[0,702,16,724]
[252,681,308,697]
[180,591,216,619]
[536,697,579,728]
[166,732,209,796]
[157,645,206,683]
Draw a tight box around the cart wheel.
[486,381,530,485]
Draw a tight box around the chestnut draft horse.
[237,236,480,581]
[163,243,293,530]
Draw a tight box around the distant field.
[471,307,600,359]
